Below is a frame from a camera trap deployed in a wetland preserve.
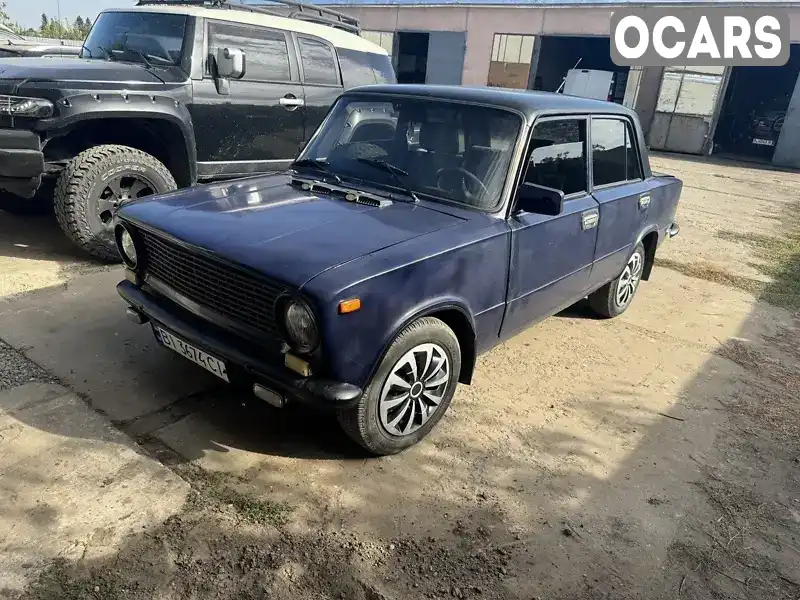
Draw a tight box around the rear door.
[501,116,600,338]
[587,115,650,288]
[190,20,305,178]
[294,34,344,143]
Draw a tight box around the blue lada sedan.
[115,85,682,455]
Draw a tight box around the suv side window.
[298,36,340,86]
[337,48,397,87]
[591,117,643,187]
[524,118,587,196]
[207,21,291,82]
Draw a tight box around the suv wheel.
[338,317,461,455]
[54,144,176,261]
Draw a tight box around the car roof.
[99,5,388,55]
[343,84,638,122]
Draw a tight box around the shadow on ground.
[1,272,798,599]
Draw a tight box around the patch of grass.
[654,257,763,294]
[721,201,800,310]
[177,465,292,527]
[658,201,800,311]
[25,558,125,600]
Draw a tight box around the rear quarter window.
[337,48,396,88]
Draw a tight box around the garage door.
[648,66,725,155]
[425,31,466,85]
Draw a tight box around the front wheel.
[588,242,645,318]
[54,144,177,261]
[338,317,461,455]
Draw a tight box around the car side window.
[338,47,378,88]
[591,117,643,187]
[298,36,340,86]
[207,21,291,83]
[524,118,587,196]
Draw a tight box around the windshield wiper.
[291,158,341,183]
[97,45,116,61]
[356,158,419,203]
[124,47,153,69]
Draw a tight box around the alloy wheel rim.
[96,174,156,230]
[378,343,450,437]
[616,251,643,308]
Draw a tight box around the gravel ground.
[0,340,57,391]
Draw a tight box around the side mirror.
[515,182,564,216]
[215,47,245,79]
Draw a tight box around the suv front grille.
[138,229,285,338]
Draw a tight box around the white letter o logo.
[615,15,649,59]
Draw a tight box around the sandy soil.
[0,154,798,600]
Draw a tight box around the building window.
[361,30,394,55]
[488,33,535,89]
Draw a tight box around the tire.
[54,144,176,261]
[338,316,461,456]
[588,242,645,319]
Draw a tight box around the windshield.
[297,95,523,210]
[81,11,187,66]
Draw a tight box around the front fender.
[303,219,511,389]
[364,297,476,386]
[38,89,197,183]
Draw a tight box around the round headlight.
[283,299,319,354]
[116,225,137,268]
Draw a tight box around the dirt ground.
[0,153,798,600]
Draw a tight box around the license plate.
[154,326,229,382]
[752,138,775,146]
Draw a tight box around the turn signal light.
[338,298,361,314]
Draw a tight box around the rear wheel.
[588,242,645,318]
[54,144,176,261]
[338,317,461,455]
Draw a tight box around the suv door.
[294,34,344,143]
[190,20,305,179]
[587,115,650,288]
[501,116,600,338]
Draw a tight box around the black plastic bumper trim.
[117,280,362,410]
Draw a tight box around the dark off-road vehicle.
[0,0,393,260]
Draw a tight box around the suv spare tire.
[54,144,176,261]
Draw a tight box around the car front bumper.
[117,279,363,410]
[0,128,44,198]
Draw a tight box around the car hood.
[119,174,466,289]
[0,57,167,85]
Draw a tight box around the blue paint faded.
[116,85,683,409]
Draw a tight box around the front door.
[501,116,599,338]
[190,20,305,179]
[587,115,650,288]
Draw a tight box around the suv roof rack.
[135,0,361,34]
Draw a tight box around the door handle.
[581,209,599,231]
[279,96,305,110]
[638,194,651,209]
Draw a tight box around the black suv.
[0,0,394,260]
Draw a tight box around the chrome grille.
[138,229,284,337]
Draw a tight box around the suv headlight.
[0,95,54,118]
[115,224,137,268]
[283,298,319,354]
